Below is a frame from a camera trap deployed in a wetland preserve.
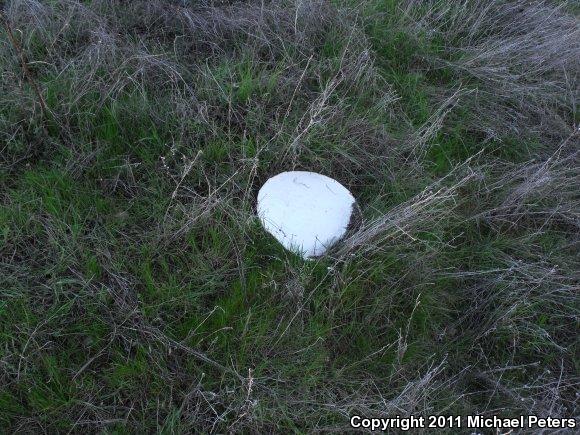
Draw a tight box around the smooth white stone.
[257,171,355,258]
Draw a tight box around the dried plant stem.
[0,11,49,121]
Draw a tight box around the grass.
[1,0,578,432]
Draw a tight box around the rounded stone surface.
[257,171,355,258]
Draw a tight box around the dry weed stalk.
[0,10,48,120]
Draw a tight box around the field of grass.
[0,0,578,432]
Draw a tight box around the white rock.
[257,171,355,258]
